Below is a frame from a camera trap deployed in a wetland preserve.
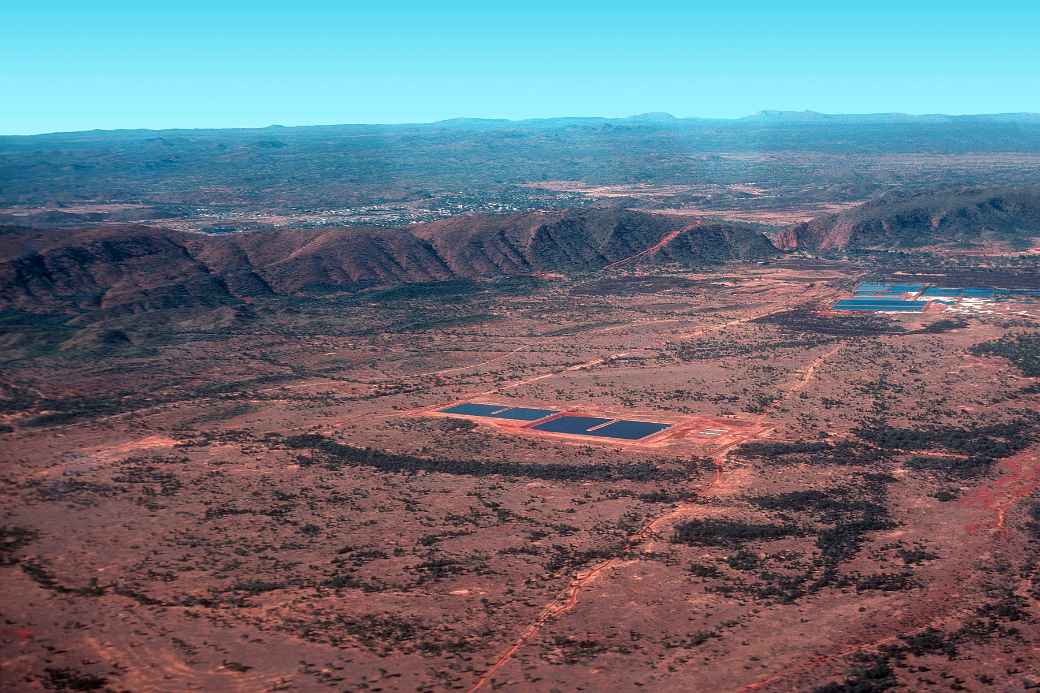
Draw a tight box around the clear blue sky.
[3,2,1039,135]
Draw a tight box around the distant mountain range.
[438,111,1040,128]
[6,112,1040,138]
[740,111,1040,124]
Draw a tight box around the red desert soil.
[3,258,1040,691]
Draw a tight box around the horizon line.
[5,109,1040,139]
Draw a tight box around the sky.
[3,2,1040,135]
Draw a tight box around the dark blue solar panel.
[584,420,671,440]
[441,403,560,420]
[532,416,611,434]
[835,302,925,307]
[834,300,925,312]
[921,288,962,297]
[834,302,924,307]
[962,288,995,297]
[838,297,923,303]
[838,307,924,312]
[495,407,559,421]
[836,298,923,303]
[440,403,510,417]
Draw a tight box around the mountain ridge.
[6,111,1040,139]
[5,186,1040,317]
[782,186,1040,250]
[0,209,778,315]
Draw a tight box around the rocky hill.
[0,209,778,315]
[783,186,1040,251]
[11,186,1040,317]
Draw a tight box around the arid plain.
[3,254,1040,691]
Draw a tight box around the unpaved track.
[962,448,1040,535]
[252,272,841,690]
[790,342,845,394]
[601,226,688,271]
[258,246,844,401]
[391,345,532,380]
[469,290,841,402]
[466,335,843,691]
[466,443,735,693]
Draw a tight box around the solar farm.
[436,401,672,443]
[832,281,1037,313]
[431,400,764,450]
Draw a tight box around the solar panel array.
[439,403,559,420]
[920,287,963,298]
[833,299,926,312]
[962,288,996,298]
[532,415,610,434]
[836,281,1028,313]
[582,420,671,440]
[532,415,670,440]
[438,403,671,441]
